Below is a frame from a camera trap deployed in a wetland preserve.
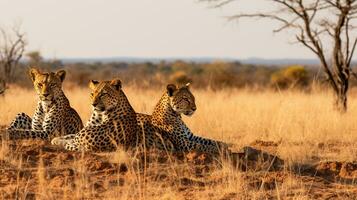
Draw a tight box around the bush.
[6,56,318,90]
[271,65,308,89]
[170,71,192,85]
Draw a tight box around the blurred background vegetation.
[3,51,357,91]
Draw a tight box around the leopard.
[149,83,229,155]
[6,68,83,140]
[51,79,175,152]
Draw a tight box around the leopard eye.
[37,83,43,87]
[90,92,94,97]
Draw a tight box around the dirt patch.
[0,136,357,199]
[246,171,288,190]
[316,161,357,179]
[250,140,280,154]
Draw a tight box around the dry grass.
[1,86,357,199]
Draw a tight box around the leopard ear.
[89,80,99,90]
[166,84,177,97]
[55,70,66,82]
[29,68,40,82]
[110,79,122,90]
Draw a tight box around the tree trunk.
[0,78,6,96]
[4,63,11,83]
[334,64,349,113]
[334,86,348,113]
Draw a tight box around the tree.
[26,51,43,67]
[0,78,6,96]
[0,24,26,83]
[203,0,357,112]
[170,70,192,85]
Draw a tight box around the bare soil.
[1,127,357,199]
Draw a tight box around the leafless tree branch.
[203,0,357,111]
[0,24,26,85]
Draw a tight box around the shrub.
[271,65,308,89]
[169,71,192,85]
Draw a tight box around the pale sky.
[0,0,317,59]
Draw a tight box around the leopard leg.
[7,110,61,140]
[51,134,76,145]
[9,113,32,130]
[64,139,80,151]
[51,135,76,148]
[55,134,76,140]
[31,102,45,131]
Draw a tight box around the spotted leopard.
[150,83,229,154]
[52,79,174,152]
[51,79,142,151]
[6,68,83,140]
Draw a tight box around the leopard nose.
[92,103,98,107]
[43,93,49,97]
[192,106,196,111]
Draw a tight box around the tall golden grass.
[2,86,357,162]
[1,85,357,199]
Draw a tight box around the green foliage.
[271,65,309,89]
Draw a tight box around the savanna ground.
[1,85,357,199]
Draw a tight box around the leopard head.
[89,79,122,112]
[166,83,196,116]
[29,68,66,102]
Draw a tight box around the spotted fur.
[51,79,141,151]
[136,113,175,151]
[150,83,229,154]
[52,79,175,152]
[7,68,83,140]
